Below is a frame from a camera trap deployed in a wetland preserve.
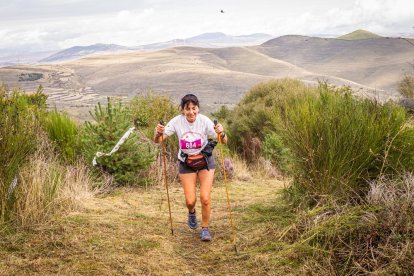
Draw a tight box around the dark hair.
[180,94,199,109]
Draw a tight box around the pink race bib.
[180,138,202,150]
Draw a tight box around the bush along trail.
[2,79,414,274]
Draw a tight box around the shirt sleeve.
[164,117,176,137]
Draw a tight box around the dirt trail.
[0,178,285,275]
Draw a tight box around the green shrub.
[211,105,231,122]
[227,78,313,162]
[280,84,414,203]
[43,110,79,163]
[18,73,43,82]
[0,85,46,222]
[128,92,179,153]
[399,74,414,99]
[262,133,293,174]
[81,98,156,185]
[128,92,178,136]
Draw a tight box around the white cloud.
[0,0,413,51]
[266,0,414,36]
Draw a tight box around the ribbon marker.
[92,127,136,166]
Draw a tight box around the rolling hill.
[40,43,132,63]
[35,33,273,64]
[1,30,413,120]
[337,29,381,40]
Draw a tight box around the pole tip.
[234,244,239,254]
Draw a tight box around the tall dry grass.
[13,140,100,227]
[276,173,414,274]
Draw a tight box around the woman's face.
[183,102,199,123]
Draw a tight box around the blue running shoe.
[200,227,212,241]
[188,210,198,229]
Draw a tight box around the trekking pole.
[160,120,174,236]
[214,119,238,253]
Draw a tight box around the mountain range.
[0,30,413,120]
[0,32,272,65]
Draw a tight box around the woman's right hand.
[155,123,165,137]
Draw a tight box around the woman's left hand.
[214,123,224,135]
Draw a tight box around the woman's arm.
[214,123,228,144]
[154,123,168,143]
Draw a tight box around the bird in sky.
[220,9,224,13]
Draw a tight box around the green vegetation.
[81,97,157,185]
[18,72,44,82]
[0,84,96,226]
[0,85,44,223]
[211,105,231,122]
[2,78,414,274]
[337,29,381,40]
[227,79,414,203]
[128,92,179,152]
[227,78,311,163]
[261,132,293,174]
[43,110,79,163]
[399,74,414,99]
[280,84,414,204]
[223,78,414,274]
[270,174,414,274]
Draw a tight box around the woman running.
[154,94,227,241]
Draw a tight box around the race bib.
[180,139,202,149]
[180,131,205,155]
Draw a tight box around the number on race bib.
[185,142,198,149]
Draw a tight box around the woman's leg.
[179,172,197,212]
[198,169,215,228]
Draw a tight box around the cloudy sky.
[1,0,413,51]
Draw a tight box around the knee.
[186,198,196,208]
[200,194,211,206]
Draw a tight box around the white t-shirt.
[164,114,216,161]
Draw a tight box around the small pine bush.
[81,97,157,185]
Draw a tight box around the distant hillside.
[136,32,272,51]
[1,33,413,120]
[187,32,272,44]
[40,43,131,63]
[257,35,413,93]
[39,33,273,63]
[0,50,55,67]
[337,29,381,40]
